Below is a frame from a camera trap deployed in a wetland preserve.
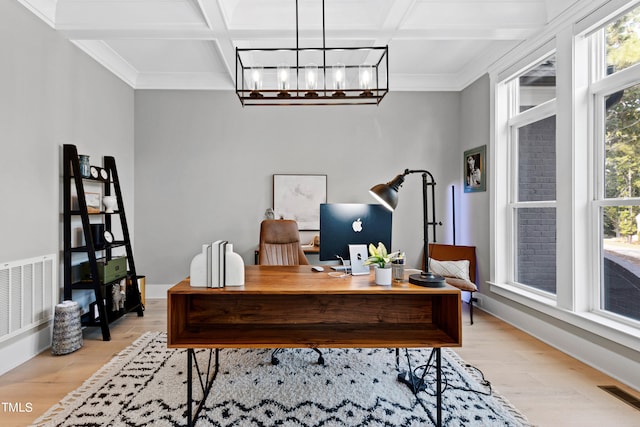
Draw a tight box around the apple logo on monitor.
[352,218,363,232]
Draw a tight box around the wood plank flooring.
[0,299,638,426]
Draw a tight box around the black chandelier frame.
[235,0,389,106]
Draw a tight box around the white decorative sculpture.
[189,244,209,287]
[189,241,245,287]
[224,244,244,287]
[102,196,117,213]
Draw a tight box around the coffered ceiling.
[19,0,577,91]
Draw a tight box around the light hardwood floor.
[1,299,638,426]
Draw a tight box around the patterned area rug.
[33,332,531,426]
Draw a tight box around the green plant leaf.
[368,243,377,257]
[378,242,387,258]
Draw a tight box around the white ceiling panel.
[402,1,546,30]
[56,0,208,29]
[18,0,565,91]
[389,39,495,74]
[105,40,225,73]
[219,0,394,30]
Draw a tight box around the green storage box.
[80,256,127,284]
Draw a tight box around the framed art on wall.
[273,174,327,230]
[463,145,486,193]
[85,192,102,213]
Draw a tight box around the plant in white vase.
[363,242,399,285]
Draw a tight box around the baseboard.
[478,294,640,391]
[0,322,52,376]
[145,283,172,300]
[1,284,170,376]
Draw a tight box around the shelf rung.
[70,242,127,252]
[70,210,119,215]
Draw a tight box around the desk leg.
[187,349,193,427]
[186,348,219,427]
[436,348,442,427]
[397,348,442,427]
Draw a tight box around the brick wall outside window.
[516,116,557,293]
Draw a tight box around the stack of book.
[189,240,244,287]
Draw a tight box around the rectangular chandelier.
[235,46,388,106]
[234,0,388,107]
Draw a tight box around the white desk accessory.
[190,241,244,287]
[349,244,370,275]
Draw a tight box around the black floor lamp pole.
[408,170,445,287]
[421,172,429,273]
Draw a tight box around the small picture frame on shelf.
[85,192,101,213]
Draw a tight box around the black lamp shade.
[369,173,405,211]
[369,184,397,211]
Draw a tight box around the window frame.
[588,27,640,326]
[502,55,558,297]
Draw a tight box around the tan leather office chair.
[429,243,479,325]
[258,219,322,364]
[259,220,310,266]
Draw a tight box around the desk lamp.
[369,169,445,287]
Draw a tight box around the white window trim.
[489,279,640,350]
[508,98,557,128]
[590,62,640,95]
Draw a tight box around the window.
[604,8,640,75]
[502,55,558,295]
[492,0,640,367]
[518,59,557,111]
[591,10,640,322]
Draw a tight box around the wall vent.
[0,254,57,343]
[599,385,640,411]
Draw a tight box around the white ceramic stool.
[51,300,83,355]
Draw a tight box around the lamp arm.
[403,169,436,183]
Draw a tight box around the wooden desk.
[167,265,462,426]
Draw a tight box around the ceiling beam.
[58,27,537,42]
[194,0,236,80]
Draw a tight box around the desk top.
[169,265,461,295]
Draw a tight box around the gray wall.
[0,1,134,373]
[134,90,464,287]
[0,0,134,274]
[459,75,491,292]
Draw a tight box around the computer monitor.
[319,203,393,262]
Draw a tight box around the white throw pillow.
[428,258,471,282]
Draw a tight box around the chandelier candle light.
[235,0,388,106]
[305,63,318,96]
[277,65,291,97]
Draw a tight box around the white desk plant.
[364,242,399,285]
